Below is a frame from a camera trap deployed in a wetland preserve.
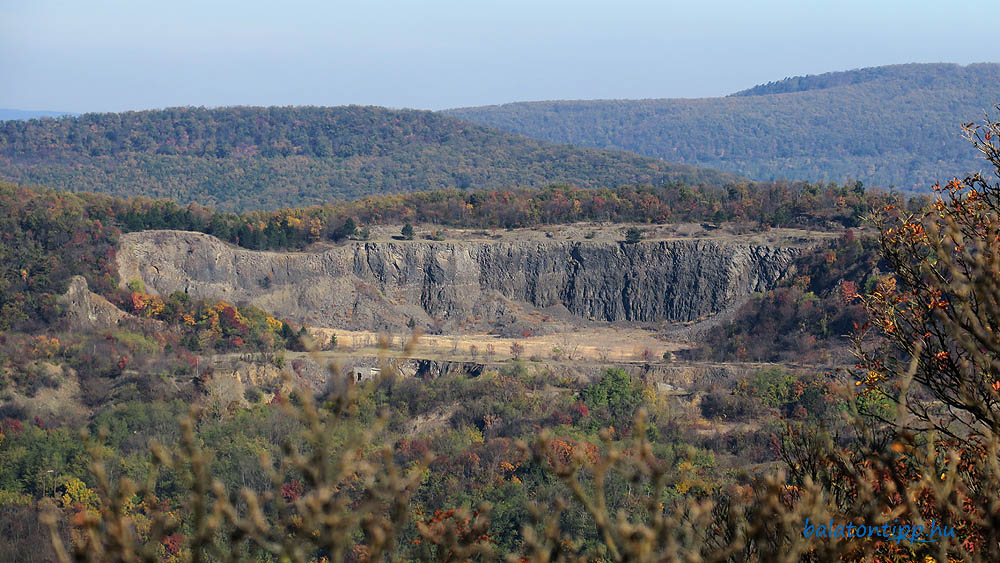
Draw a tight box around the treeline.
[446,63,1000,190]
[0,106,736,211]
[113,179,909,250]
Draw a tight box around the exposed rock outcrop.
[59,276,127,330]
[117,230,802,331]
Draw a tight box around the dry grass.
[306,326,687,364]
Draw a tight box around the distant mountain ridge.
[445,63,1000,190]
[0,108,74,121]
[0,105,735,211]
[727,63,994,96]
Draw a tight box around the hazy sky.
[0,0,993,113]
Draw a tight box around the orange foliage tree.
[859,108,1000,434]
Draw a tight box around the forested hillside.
[0,106,735,211]
[446,63,1000,190]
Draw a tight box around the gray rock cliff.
[117,230,801,331]
[58,276,127,330]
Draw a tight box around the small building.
[351,366,381,383]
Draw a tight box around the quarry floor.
[304,326,688,364]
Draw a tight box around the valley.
[0,60,995,560]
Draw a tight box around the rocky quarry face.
[117,230,801,332]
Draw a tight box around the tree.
[859,108,1000,433]
[509,342,524,360]
[401,223,415,240]
[337,217,357,240]
[580,368,643,429]
[624,226,642,244]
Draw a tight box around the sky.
[0,0,993,113]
